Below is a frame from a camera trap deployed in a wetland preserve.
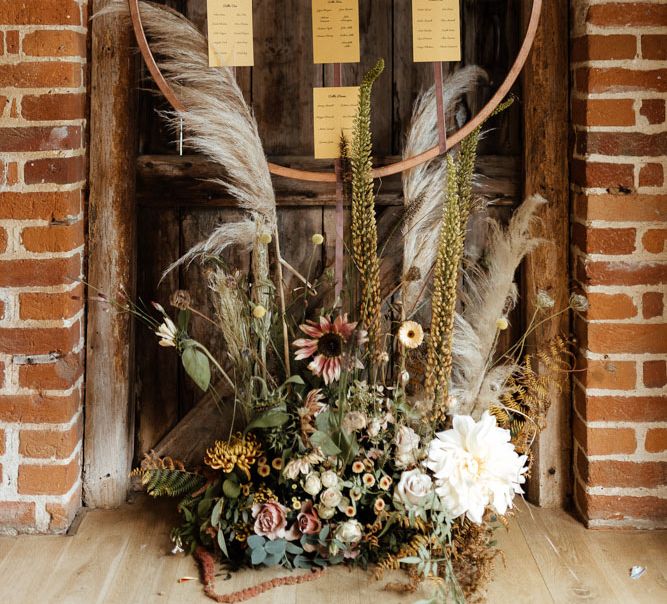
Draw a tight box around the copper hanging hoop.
[128,0,542,183]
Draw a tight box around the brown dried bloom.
[170,290,192,310]
[204,432,263,480]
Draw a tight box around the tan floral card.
[207,0,254,67]
[412,0,461,62]
[313,86,359,159]
[312,0,360,64]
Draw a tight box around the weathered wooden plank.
[134,207,181,460]
[136,154,520,207]
[521,0,570,507]
[85,0,139,508]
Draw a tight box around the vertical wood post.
[84,0,138,507]
[521,0,570,507]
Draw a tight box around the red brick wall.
[571,0,667,528]
[0,0,87,533]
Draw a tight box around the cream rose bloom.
[335,519,362,544]
[320,470,338,489]
[425,412,528,524]
[303,473,322,496]
[394,469,433,508]
[394,425,421,468]
[320,487,342,509]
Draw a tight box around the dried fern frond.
[132,451,206,498]
[351,59,384,358]
[100,1,276,273]
[374,533,435,579]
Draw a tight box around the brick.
[19,285,83,321]
[0,0,81,25]
[20,422,81,460]
[586,293,637,320]
[575,388,667,423]
[0,126,81,153]
[572,223,636,255]
[587,3,667,28]
[18,454,80,496]
[18,352,83,390]
[576,68,667,94]
[576,131,667,158]
[576,483,667,523]
[643,291,664,319]
[643,360,667,389]
[639,163,663,188]
[0,428,4,455]
[587,323,667,354]
[0,227,7,254]
[642,35,667,61]
[21,222,84,254]
[574,194,667,223]
[46,486,81,532]
[640,99,666,125]
[571,159,634,189]
[0,321,80,355]
[0,392,80,424]
[573,416,636,456]
[5,30,19,54]
[586,359,636,390]
[0,62,81,88]
[571,98,635,127]
[579,259,666,287]
[571,35,637,62]
[6,162,19,185]
[0,299,5,320]
[0,502,36,529]
[22,30,86,57]
[22,93,86,121]
[24,155,85,186]
[645,429,667,454]
[578,452,666,489]
[0,191,81,221]
[0,255,81,287]
[642,229,667,254]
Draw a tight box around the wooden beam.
[136,154,520,208]
[84,0,138,508]
[521,0,571,507]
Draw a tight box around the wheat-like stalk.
[351,59,384,359]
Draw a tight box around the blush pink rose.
[297,501,321,535]
[252,501,288,540]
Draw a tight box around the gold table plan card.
[412,0,461,63]
[207,0,254,67]
[312,0,360,64]
[313,86,359,159]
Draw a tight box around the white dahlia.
[425,412,528,524]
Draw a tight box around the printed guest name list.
[313,86,359,159]
[207,0,254,67]
[412,0,461,62]
[312,0,360,64]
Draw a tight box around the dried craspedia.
[170,290,192,310]
[204,433,263,480]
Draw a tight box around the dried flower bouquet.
[103,3,578,602]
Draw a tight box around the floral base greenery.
[110,29,579,602]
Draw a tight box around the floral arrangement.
[106,3,577,602]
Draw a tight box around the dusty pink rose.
[297,501,322,535]
[252,501,288,540]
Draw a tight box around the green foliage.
[182,344,211,392]
[132,453,206,498]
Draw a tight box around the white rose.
[335,519,362,544]
[394,469,433,508]
[303,473,322,496]
[320,470,338,489]
[394,425,421,468]
[320,487,342,509]
[367,418,382,438]
[316,503,336,519]
[342,411,367,432]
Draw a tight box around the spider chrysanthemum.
[204,433,263,480]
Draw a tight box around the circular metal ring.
[128,0,542,183]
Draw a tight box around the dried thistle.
[351,59,384,359]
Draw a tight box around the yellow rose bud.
[311,233,324,245]
[253,305,267,319]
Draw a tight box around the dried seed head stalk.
[351,59,384,359]
[425,155,465,418]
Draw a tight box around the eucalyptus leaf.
[251,547,267,566]
[211,499,224,526]
[246,409,290,431]
[264,539,286,556]
[263,553,281,566]
[182,347,211,392]
[285,541,302,555]
[217,529,229,558]
[223,478,241,499]
[247,535,265,550]
[310,430,341,456]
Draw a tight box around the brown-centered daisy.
[293,314,358,384]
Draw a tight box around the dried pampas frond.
[401,67,487,314]
[100,1,276,272]
[451,194,547,417]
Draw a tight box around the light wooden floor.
[0,497,664,604]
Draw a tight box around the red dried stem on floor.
[194,547,325,603]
